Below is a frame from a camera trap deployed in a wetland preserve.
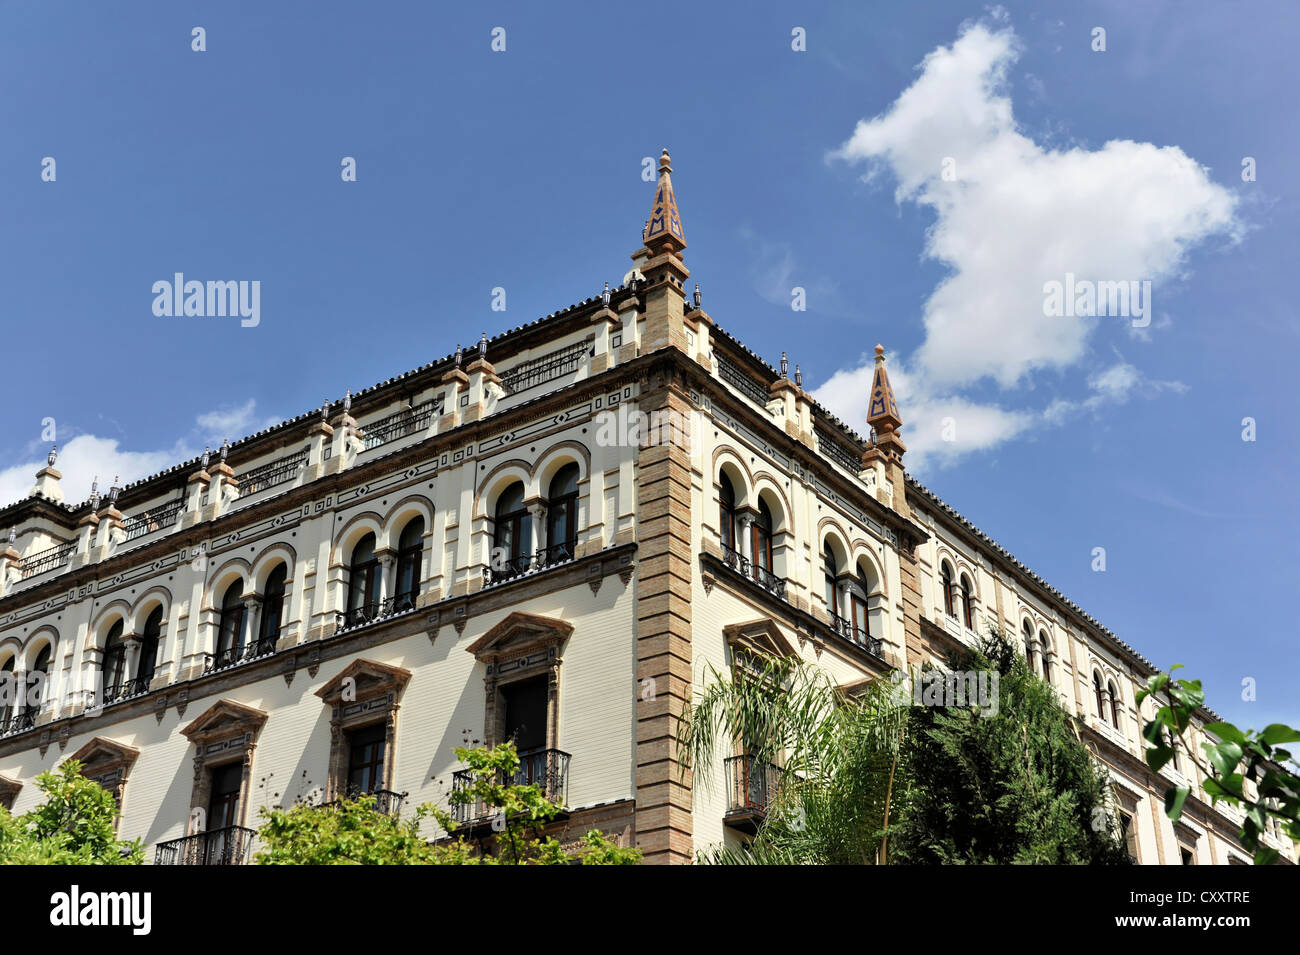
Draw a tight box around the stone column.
[240,596,260,655]
[377,552,395,606]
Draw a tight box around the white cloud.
[816,19,1239,469]
[0,400,280,510]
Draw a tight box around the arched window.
[545,464,580,564]
[215,582,246,666]
[494,482,532,578]
[27,644,51,713]
[848,565,873,645]
[941,563,955,618]
[102,621,128,699]
[751,500,774,580]
[1093,671,1105,719]
[824,546,840,619]
[1039,632,1052,683]
[719,474,737,554]
[1022,620,1035,668]
[394,519,424,611]
[136,607,163,689]
[347,534,381,620]
[0,657,15,728]
[258,564,288,651]
[960,575,975,630]
[1107,680,1120,728]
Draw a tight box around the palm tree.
[676,654,909,864]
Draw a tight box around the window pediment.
[723,619,796,661]
[64,736,139,799]
[466,611,573,664]
[180,699,268,747]
[315,658,412,707]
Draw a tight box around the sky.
[0,1,1296,730]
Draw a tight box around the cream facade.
[0,151,1290,865]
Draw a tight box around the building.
[0,151,1289,866]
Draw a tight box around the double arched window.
[545,464,579,564]
[1093,671,1106,720]
[102,621,128,698]
[348,534,382,619]
[137,607,163,688]
[215,583,246,666]
[751,500,774,580]
[941,563,956,618]
[1022,620,1036,668]
[393,519,424,611]
[494,482,531,578]
[1107,680,1121,728]
[719,474,737,554]
[27,645,51,716]
[846,565,874,644]
[824,546,840,619]
[960,574,975,630]
[1039,632,1052,683]
[258,564,288,651]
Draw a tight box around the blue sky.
[1,1,1296,729]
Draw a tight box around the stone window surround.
[64,735,140,829]
[465,611,573,751]
[0,775,18,812]
[179,699,269,834]
[314,658,412,801]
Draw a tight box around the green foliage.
[890,632,1129,864]
[679,631,1129,865]
[0,760,143,865]
[1138,665,1300,864]
[256,743,640,866]
[679,654,909,864]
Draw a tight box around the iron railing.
[725,755,783,816]
[482,544,575,586]
[154,826,257,866]
[362,401,439,451]
[203,635,280,674]
[815,429,863,474]
[0,710,36,736]
[334,591,417,631]
[720,545,787,600]
[102,677,150,706]
[319,788,405,816]
[20,540,75,579]
[450,748,570,826]
[234,450,308,497]
[122,499,185,542]
[500,341,589,395]
[828,613,884,659]
[717,355,771,407]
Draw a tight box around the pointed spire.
[644,148,685,253]
[866,344,902,435]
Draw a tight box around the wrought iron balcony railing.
[234,450,308,497]
[725,755,783,826]
[335,592,417,632]
[828,613,884,659]
[154,825,257,866]
[482,544,576,586]
[450,748,571,826]
[500,341,589,395]
[720,545,787,600]
[102,677,150,706]
[319,788,405,816]
[203,635,280,674]
[361,400,439,451]
[20,540,75,579]
[717,355,772,407]
[121,499,185,542]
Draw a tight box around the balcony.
[203,635,280,674]
[720,545,787,600]
[828,613,884,659]
[318,788,406,816]
[724,755,783,834]
[334,592,418,632]
[450,748,571,827]
[0,708,39,737]
[19,540,75,580]
[154,825,257,866]
[102,677,151,706]
[481,544,575,587]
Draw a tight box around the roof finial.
[780,352,789,378]
[454,344,463,368]
[866,344,903,439]
[643,147,685,252]
[108,475,121,505]
[794,364,803,388]
[693,284,702,309]
[200,446,210,470]
[478,332,488,359]
[219,439,230,462]
[602,282,611,308]
[47,445,58,467]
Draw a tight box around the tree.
[678,654,909,864]
[891,631,1130,864]
[1138,665,1300,864]
[0,760,143,865]
[256,742,640,865]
